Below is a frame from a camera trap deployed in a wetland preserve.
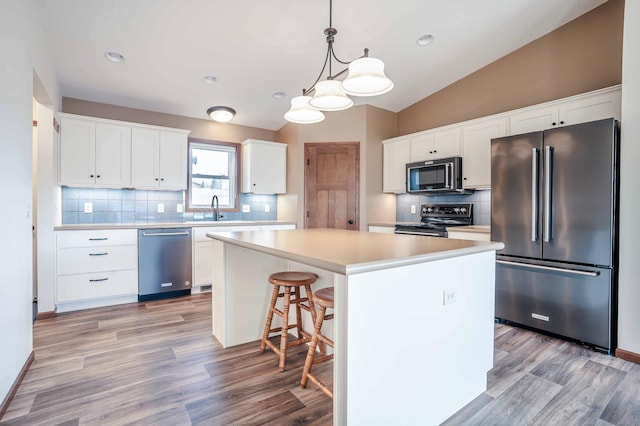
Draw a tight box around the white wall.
[618,0,640,354]
[0,0,59,404]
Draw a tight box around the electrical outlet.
[176,204,183,213]
[242,204,251,213]
[411,205,416,214]
[157,203,164,213]
[265,204,270,213]
[83,202,93,213]
[443,287,457,305]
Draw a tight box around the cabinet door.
[243,142,286,193]
[558,90,621,126]
[432,128,461,159]
[131,128,160,187]
[59,117,95,185]
[409,133,433,162]
[193,240,213,286]
[383,138,410,193]
[462,118,507,189]
[159,131,187,190]
[95,123,131,187]
[509,105,559,135]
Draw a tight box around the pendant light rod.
[300,0,370,97]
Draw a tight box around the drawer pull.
[89,253,109,256]
[89,278,109,282]
[89,237,108,241]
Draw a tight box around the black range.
[394,203,473,237]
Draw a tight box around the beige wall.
[398,0,624,135]
[276,105,397,230]
[62,97,277,143]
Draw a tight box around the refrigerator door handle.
[544,146,554,242]
[531,148,539,242]
[496,259,600,277]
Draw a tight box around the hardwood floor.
[2,294,639,425]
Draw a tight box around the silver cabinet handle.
[141,231,189,237]
[531,148,539,242]
[89,253,108,256]
[496,260,600,277]
[543,146,554,242]
[89,237,108,241]
[89,278,109,282]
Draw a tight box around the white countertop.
[54,220,295,231]
[207,228,503,275]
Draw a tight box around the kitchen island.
[207,228,504,426]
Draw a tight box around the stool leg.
[260,284,280,353]
[294,286,304,340]
[301,305,327,388]
[278,286,292,371]
[305,284,325,355]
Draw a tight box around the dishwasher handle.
[141,231,190,237]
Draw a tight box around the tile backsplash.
[396,189,491,226]
[61,188,277,224]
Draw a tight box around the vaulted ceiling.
[38,0,607,130]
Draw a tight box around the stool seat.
[269,271,317,287]
[313,287,334,309]
[261,271,320,371]
[301,286,334,399]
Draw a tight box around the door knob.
[348,220,354,225]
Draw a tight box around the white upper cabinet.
[461,117,507,189]
[59,113,189,190]
[409,129,461,162]
[59,115,131,187]
[383,137,410,193]
[242,139,287,194]
[509,86,621,135]
[130,128,188,190]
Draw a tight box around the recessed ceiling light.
[416,34,434,46]
[207,106,236,123]
[203,75,218,84]
[104,52,125,63]
[272,91,286,100]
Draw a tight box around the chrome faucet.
[211,195,220,221]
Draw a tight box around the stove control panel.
[421,204,473,218]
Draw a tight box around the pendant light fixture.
[284,0,393,124]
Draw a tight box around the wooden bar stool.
[260,271,319,371]
[300,286,334,398]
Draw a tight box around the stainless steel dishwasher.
[138,228,192,301]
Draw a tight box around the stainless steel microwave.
[406,157,465,194]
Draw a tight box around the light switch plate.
[242,204,251,213]
[83,202,93,213]
[265,204,270,213]
[157,203,164,213]
[176,203,183,213]
[411,205,416,214]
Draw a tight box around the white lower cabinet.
[368,225,395,234]
[192,224,295,289]
[55,229,138,312]
[447,230,490,242]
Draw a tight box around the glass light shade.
[341,57,394,97]
[309,80,354,111]
[284,96,325,124]
[207,106,236,122]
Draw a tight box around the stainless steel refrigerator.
[491,118,619,353]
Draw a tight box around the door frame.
[304,142,360,229]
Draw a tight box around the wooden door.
[305,142,359,230]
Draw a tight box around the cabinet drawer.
[57,245,138,275]
[57,229,137,248]
[57,270,138,302]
